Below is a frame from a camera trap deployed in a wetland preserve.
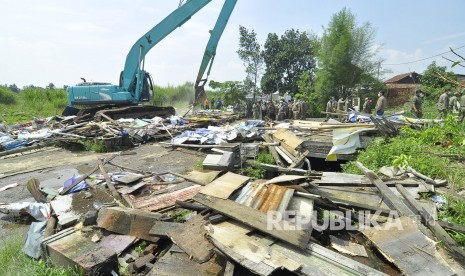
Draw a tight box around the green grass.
[0,86,67,124]
[0,232,79,276]
[438,195,465,245]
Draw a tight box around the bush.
[0,86,17,105]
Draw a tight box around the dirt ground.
[0,142,204,245]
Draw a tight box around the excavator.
[63,0,237,119]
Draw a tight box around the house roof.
[384,72,420,83]
[386,84,417,89]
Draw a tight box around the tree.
[420,61,459,98]
[209,80,246,105]
[315,8,382,103]
[46,83,56,90]
[237,26,264,100]
[8,83,20,93]
[261,29,316,97]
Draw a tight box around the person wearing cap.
[411,89,424,118]
[436,88,450,120]
[375,91,387,116]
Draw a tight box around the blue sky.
[1,0,464,89]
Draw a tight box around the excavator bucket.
[195,85,207,105]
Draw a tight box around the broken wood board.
[149,221,181,237]
[168,214,214,263]
[117,182,146,195]
[272,129,303,156]
[194,193,310,249]
[314,172,423,187]
[200,172,249,199]
[100,234,137,255]
[275,146,294,164]
[115,174,143,184]
[262,134,285,167]
[289,150,310,169]
[0,182,19,192]
[97,206,162,242]
[235,182,294,213]
[185,169,222,184]
[132,184,202,211]
[356,162,416,216]
[209,221,386,276]
[362,216,455,275]
[330,235,368,257]
[265,175,307,185]
[208,221,301,275]
[147,245,223,276]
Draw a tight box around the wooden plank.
[439,221,465,234]
[223,261,235,276]
[289,150,310,169]
[275,146,294,164]
[362,216,455,276]
[118,182,146,195]
[149,221,181,237]
[262,134,285,167]
[209,221,301,275]
[168,214,214,263]
[272,129,303,156]
[329,235,368,257]
[200,172,250,199]
[169,171,208,186]
[265,175,307,185]
[209,221,386,276]
[98,159,121,200]
[193,193,311,249]
[356,162,415,216]
[147,245,223,276]
[396,184,465,265]
[132,184,202,212]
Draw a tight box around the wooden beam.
[356,162,415,216]
[289,150,309,169]
[262,134,284,167]
[194,194,311,249]
[396,184,465,265]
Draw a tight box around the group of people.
[436,88,465,122]
[202,98,223,110]
[240,99,307,121]
[325,91,387,121]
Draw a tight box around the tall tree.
[237,26,264,99]
[315,8,382,102]
[420,61,459,98]
[209,80,246,105]
[262,29,316,96]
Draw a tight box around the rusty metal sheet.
[235,182,293,213]
[132,184,202,211]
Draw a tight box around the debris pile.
[2,142,464,275]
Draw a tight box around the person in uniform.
[325,97,336,121]
[436,88,450,120]
[411,89,424,118]
[457,90,465,123]
[362,97,372,114]
[449,92,460,113]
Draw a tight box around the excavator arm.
[194,0,237,104]
[121,0,213,99]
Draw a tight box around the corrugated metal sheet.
[235,182,293,213]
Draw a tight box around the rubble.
[3,113,465,276]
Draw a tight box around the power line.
[383,45,465,66]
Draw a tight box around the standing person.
[449,92,460,113]
[375,91,387,116]
[325,97,336,121]
[205,98,210,110]
[210,98,215,110]
[268,101,276,121]
[292,99,300,120]
[458,91,465,123]
[252,102,260,119]
[411,89,424,118]
[261,101,267,120]
[362,97,372,114]
[436,88,450,120]
[277,100,286,121]
[300,99,307,120]
[216,98,222,110]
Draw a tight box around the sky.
[1,0,464,89]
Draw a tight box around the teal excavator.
[63,0,237,119]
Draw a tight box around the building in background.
[384,72,421,107]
